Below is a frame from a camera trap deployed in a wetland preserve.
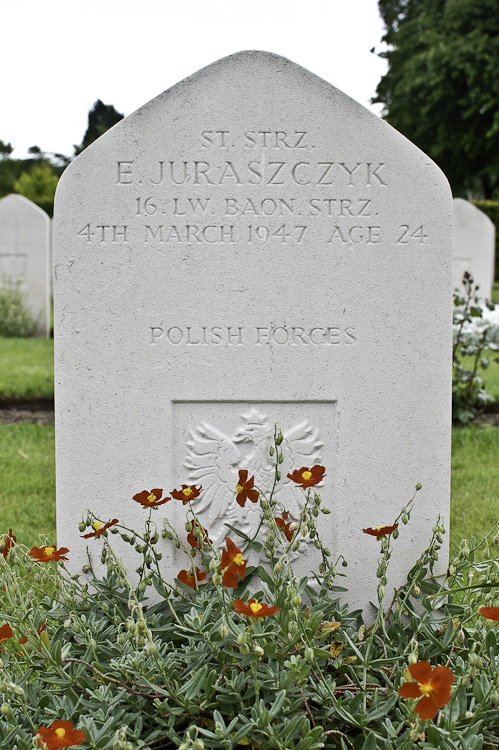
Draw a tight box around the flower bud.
[276,471,281,481]
[253,645,264,657]
[276,433,283,445]
[291,594,301,608]
[342,560,348,567]
[377,585,386,599]
[274,562,283,575]
[78,521,86,532]
[12,685,24,697]
[185,521,193,533]
[144,641,156,656]
[457,629,465,644]
[1,702,13,719]
[212,573,221,586]
[401,513,409,525]
[278,453,284,465]
[408,653,418,665]
[219,624,229,638]
[415,482,422,491]
[269,446,275,456]
[82,564,90,574]
[304,647,315,661]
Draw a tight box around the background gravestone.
[54,51,453,611]
[453,198,495,299]
[0,194,50,337]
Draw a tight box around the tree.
[75,99,124,154]
[14,162,59,216]
[0,140,13,159]
[373,0,499,198]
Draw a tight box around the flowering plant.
[1,426,499,749]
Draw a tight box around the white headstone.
[0,194,50,337]
[54,52,453,611]
[453,198,495,298]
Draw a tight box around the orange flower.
[133,488,169,508]
[29,546,69,563]
[287,465,325,488]
[177,568,207,589]
[363,523,398,540]
[19,623,46,646]
[81,518,119,539]
[479,607,499,621]
[171,485,202,504]
[399,661,454,720]
[275,511,294,542]
[233,599,280,620]
[221,537,247,589]
[235,470,259,507]
[35,720,86,749]
[187,520,212,549]
[0,623,13,644]
[0,529,16,560]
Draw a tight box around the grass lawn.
[0,338,54,401]
[1,421,497,558]
[0,424,55,546]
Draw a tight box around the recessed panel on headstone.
[54,51,453,611]
[0,194,50,337]
[453,198,495,298]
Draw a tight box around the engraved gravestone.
[0,194,50,337]
[453,198,495,298]
[54,51,453,611]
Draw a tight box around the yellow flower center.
[55,728,66,738]
[92,522,102,531]
[236,484,244,494]
[419,682,433,698]
[44,547,55,558]
[375,524,384,531]
[249,601,263,614]
[301,470,312,481]
[233,553,245,567]
[182,487,194,497]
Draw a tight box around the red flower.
[275,511,294,542]
[0,623,13,644]
[221,537,247,589]
[35,720,86,749]
[235,470,259,507]
[19,623,46,646]
[81,519,119,539]
[29,546,69,562]
[171,485,202,504]
[479,607,499,621]
[0,529,16,560]
[287,465,325,488]
[233,599,280,620]
[187,520,212,549]
[363,523,398,540]
[399,661,454,720]
[133,488,169,508]
[177,568,207,589]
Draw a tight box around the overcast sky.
[2,0,387,159]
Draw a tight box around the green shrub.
[453,272,499,423]
[1,429,499,749]
[472,200,499,283]
[0,278,38,337]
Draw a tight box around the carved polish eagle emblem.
[182,407,324,549]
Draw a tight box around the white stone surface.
[0,194,50,337]
[54,51,453,612]
[453,198,495,298]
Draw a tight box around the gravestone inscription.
[0,194,50,337]
[453,198,495,299]
[54,51,453,610]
